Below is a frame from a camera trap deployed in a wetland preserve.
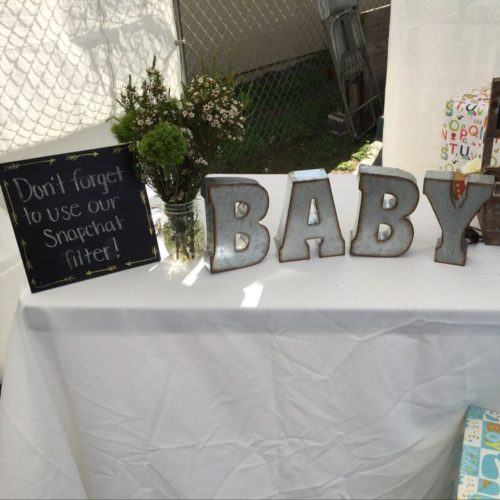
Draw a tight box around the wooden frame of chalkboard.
[0,144,160,292]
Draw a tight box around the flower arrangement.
[111,58,247,261]
[112,58,247,205]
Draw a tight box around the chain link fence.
[1,0,389,158]
[177,0,390,164]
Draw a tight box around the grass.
[214,50,376,175]
[225,131,375,174]
[336,139,378,172]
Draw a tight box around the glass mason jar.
[162,199,205,261]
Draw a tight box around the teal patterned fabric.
[458,406,500,499]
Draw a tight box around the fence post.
[172,0,188,85]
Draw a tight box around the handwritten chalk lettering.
[0,145,160,293]
[21,206,42,225]
[43,216,125,248]
[65,247,112,270]
[45,203,82,223]
[12,174,66,203]
[71,166,125,195]
[87,196,120,214]
[65,239,120,270]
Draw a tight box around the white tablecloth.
[1,174,500,499]
[0,207,27,380]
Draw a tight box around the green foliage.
[113,58,248,203]
[137,122,187,171]
[217,51,344,169]
[337,141,375,172]
[111,111,136,143]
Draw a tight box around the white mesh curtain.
[0,0,183,155]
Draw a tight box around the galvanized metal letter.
[423,171,494,265]
[203,176,270,272]
[350,165,419,257]
[276,169,345,262]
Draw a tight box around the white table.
[0,207,27,380]
[1,174,500,499]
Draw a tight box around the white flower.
[194,155,208,166]
[181,127,193,138]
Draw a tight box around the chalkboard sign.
[0,144,160,292]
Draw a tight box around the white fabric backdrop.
[0,0,182,155]
[383,0,500,174]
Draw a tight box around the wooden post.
[478,78,500,244]
[481,78,500,170]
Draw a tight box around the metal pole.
[172,0,188,84]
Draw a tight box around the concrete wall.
[181,0,328,78]
[181,0,390,85]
